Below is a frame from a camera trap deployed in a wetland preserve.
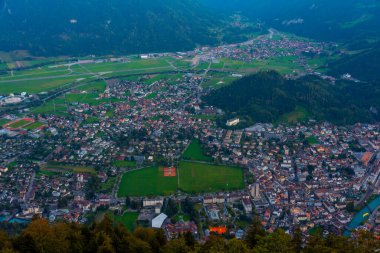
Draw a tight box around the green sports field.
[23,121,45,130]
[7,119,32,128]
[178,161,244,193]
[117,162,244,197]
[118,166,178,197]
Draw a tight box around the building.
[166,221,198,239]
[242,197,253,213]
[143,198,164,207]
[250,183,261,200]
[152,213,168,229]
[226,118,240,127]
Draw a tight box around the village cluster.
[0,71,379,240]
[0,30,377,240]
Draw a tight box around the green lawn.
[31,99,68,115]
[192,115,218,121]
[117,162,244,196]
[182,139,213,162]
[23,122,45,130]
[37,170,58,177]
[42,162,96,174]
[145,92,158,100]
[279,106,309,124]
[0,76,85,94]
[113,160,137,168]
[118,166,178,197]
[76,80,107,93]
[307,136,318,145]
[113,212,139,231]
[0,119,10,127]
[7,119,32,128]
[178,161,244,193]
[100,177,117,194]
[101,211,138,231]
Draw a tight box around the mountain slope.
[202,0,380,43]
[204,71,380,126]
[0,0,218,56]
[329,42,380,83]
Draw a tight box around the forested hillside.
[201,0,380,43]
[0,217,379,253]
[329,42,380,83]
[0,0,219,56]
[204,71,380,126]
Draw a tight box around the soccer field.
[178,161,244,193]
[117,166,178,197]
[117,162,244,197]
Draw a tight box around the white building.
[151,213,167,229]
[226,118,240,127]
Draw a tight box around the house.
[97,194,111,206]
[166,221,198,239]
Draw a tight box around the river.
[344,195,380,236]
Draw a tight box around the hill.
[204,71,380,126]
[202,0,380,44]
[329,42,380,83]
[0,0,219,56]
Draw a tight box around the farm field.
[117,162,244,197]
[182,139,213,162]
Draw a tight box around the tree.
[163,237,190,253]
[200,236,227,253]
[244,216,266,248]
[253,229,294,253]
[0,230,11,251]
[346,202,355,212]
[184,232,195,250]
[165,199,178,217]
[292,228,302,253]
[125,197,131,208]
[227,239,249,253]
[85,176,101,199]
[16,218,70,253]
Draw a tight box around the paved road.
[25,172,36,202]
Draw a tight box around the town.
[0,31,378,241]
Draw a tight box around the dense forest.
[0,0,219,56]
[0,216,379,253]
[204,71,380,126]
[0,0,262,57]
